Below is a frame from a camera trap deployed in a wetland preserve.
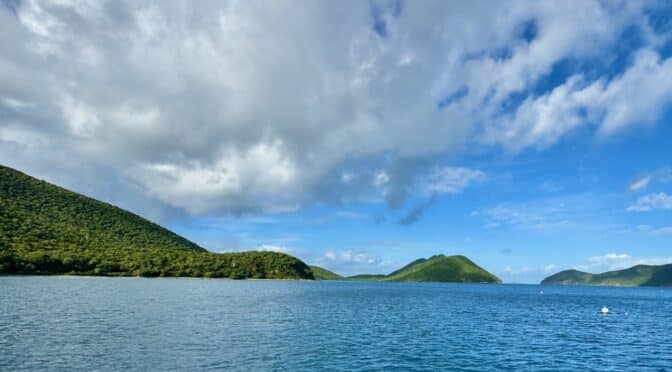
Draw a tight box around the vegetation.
[0,165,313,279]
[309,265,343,280]
[541,264,672,287]
[345,255,501,283]
[346,274,387,281]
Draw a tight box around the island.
[312,255,501,283]
[541,264,672,287]
[0,165,314,279]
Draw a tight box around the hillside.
[347,255,501,283]
[346,274,387,281]
[541,264,672,287]
[309,265,343,280]
[0,165,313,279]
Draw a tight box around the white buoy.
[601,306,609,314]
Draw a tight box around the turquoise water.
[1,277,671,371]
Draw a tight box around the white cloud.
[482,50,672,151]
[543,264,558,273]
[628,167,671,192]
[374,171,390,188]
[257,244,291,254]
[0,1,669,217]
[637,225,672,236]
[588,253,632,263]
[127,140,299,214]
[627,192,672,212]
[322,250,380,265]
[423,166,485,194]
[313,249,395,275]
[628,176,652,192]
[503,265,532,275]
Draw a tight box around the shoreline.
[0,274,314,281]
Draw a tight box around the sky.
[1,0,672,283]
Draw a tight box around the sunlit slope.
[384,255,501,283]
[0,164,313,279]
[346,255,501,283]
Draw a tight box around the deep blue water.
[1,277,671,371]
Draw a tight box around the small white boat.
[601,306,609,314]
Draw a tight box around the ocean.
[1,277,670,371]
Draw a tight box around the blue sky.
[1,1,672,282]
[171,118,672,282]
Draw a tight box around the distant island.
[0,165,314,279]
[312,255,501,283]
[541,264,672,287]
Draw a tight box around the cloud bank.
[1,0,671,218]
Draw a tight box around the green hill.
[541,264,672,287]
[346,255,501,283]
[309,265,343,280]
[0,165,313,279]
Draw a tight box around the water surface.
[1,277,670,371]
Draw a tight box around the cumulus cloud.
[1,1,670,218]
[313,249,393,275]
[627,192,672,212]
[482,49,672,151]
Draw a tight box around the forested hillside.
[0,165,313,279]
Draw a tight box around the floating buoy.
[601,306,609,314]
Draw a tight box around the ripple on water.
[0,278,671,371]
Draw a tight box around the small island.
[541,264,672,287]
[311,254,501,283]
